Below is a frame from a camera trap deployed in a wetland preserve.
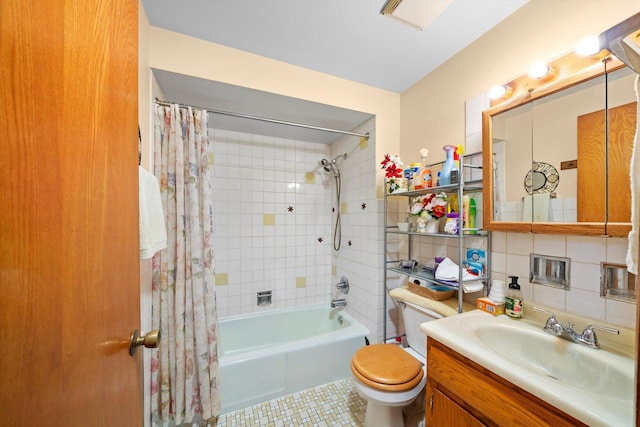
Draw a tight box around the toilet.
[351,300,443,427]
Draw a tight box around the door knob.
[129,329,161,356]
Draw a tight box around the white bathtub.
[218,304,369,414]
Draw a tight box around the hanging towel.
[139,166,167,259]
[627,75,640,275]
[522,193,551,222]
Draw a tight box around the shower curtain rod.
[154,99,370,140]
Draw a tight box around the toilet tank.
[401,300,443,358]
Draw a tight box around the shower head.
[319,154,348,178]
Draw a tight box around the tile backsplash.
[491,232,635,328]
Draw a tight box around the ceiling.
[142,0,528,143]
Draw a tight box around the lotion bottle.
[504,275,523,318]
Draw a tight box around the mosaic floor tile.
[211,378,366,427]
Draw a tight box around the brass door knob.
[129,329,161,356]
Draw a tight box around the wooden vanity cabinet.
[425,339,587,427]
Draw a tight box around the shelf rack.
[383,152,491,341]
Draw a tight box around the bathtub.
[218,304,369,414]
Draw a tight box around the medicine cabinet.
[482,51,636,237]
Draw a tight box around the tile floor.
[210,377,426,427]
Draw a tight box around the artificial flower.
[409,192,448,220]
[380,154,404,179]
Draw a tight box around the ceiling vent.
[380,0,453,30]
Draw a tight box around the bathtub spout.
[331,298,347,308]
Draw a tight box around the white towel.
[522,193,551,222]
[626,75,640,275]
[462,281,484,293]
[435,257,476,282]
[139,166,167,259]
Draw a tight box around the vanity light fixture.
[575,35,602,56]
[528,61,550,79]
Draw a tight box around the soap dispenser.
[504,275,523,318]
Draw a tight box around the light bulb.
[489,85,507,100]
[528,62,550,79]
[576,35,601,56]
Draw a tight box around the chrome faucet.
[336,276,349,294]
[331,298,347,308]
[532,307,619,349]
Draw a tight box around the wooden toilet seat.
[351,344,424,392]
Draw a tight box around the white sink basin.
[472,323,633,401]
[420,310,634,427]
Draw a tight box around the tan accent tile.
[215,273,228,286]
[295,277,306,288]
[340,202,348,215]
[263,214,275,226]
[208,152,215,165]
[359,136,368,150]
[305,172,315,184]
[332,264,337,276]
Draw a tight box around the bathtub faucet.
[331,298,347,308]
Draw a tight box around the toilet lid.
[351,344,424,392]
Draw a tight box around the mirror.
[483,48,636,236]
[532,69,606,226]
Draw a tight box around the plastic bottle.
[462,195,470,228]
[440,145,457,186]
[414,149,433,190]
[407,163,422,191]
[505,276,523,318]
[469,198,477,234]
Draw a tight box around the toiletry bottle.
[504,275,523,318]
[408,162,422,191]
[462,195,470,228]
[415,149,432,190]
[468,198,477,234]
[440,145,457,186]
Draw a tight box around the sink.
[420,310,635,427]
[472,323,633,400]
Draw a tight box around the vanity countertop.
[421,307,635,427]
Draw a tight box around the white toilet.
[351,300,443,427]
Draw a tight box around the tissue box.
[477,297,504,315]
[464,249,486,276]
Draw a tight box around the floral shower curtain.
[150,104,220,425]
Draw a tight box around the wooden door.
[577,102,635,222]
[577,109,606,222]
[0,1,141,426]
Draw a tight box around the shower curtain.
[150,103,220,425]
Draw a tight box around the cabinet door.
[426,385,485,427]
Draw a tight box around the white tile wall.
[210,129,333,317]
[491,232,636,328]
[209,119,383,342]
